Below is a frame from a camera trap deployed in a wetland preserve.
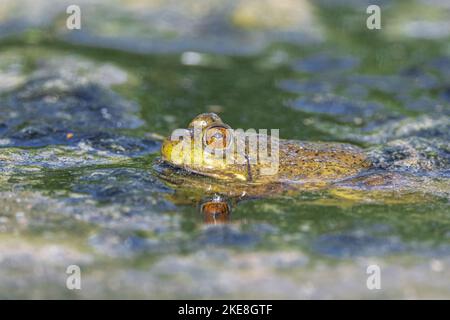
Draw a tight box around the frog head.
[161,113,250,181]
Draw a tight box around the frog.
[154,113,379,223]
[158,112,370,185]
[154,113,444,224]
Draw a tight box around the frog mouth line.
[154,158,232,181]
[154,158,259,184]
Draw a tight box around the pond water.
[0,0,449,298]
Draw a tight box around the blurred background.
[0,0,449,299]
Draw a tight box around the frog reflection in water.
[154,113,413,223]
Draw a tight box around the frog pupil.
[205,127,228,148]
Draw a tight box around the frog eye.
[188,113,222,129]
[203,125,232,150]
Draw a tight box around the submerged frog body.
[157,113,371,197]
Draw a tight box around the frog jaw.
[161,137,249,181]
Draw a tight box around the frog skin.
[154,113,436,223]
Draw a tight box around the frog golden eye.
[203,124,232,150]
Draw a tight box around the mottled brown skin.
[275,140,370,182]
[156,113,371,199]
